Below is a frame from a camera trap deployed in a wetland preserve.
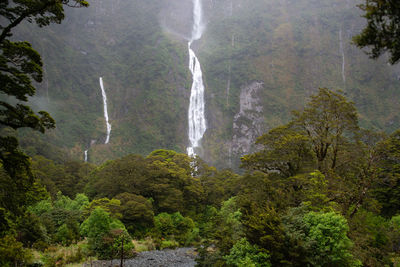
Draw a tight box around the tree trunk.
[120,238,124,267]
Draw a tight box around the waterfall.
[99,77,111,144]
[187,0,206,157]
[84,149,88,162]
[339,29,346,86]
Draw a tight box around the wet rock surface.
[84,247,197,267]
[232,81,265,156]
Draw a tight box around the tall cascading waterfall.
[187,0,207,157]
[99,77,112,144]
[339,29,346,86]
[84,150,88,162]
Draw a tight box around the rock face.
[84,247,197,267]
[231,81,265,157]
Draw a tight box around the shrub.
[160,239,179,250]
[153,212,197,245]
[80,207,134,259]
[224,238,271,267]
[283,208,362,267]
[0,235,33,267]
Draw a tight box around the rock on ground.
[83,247,197,267]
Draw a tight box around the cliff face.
[231,81,265,157]
[16,0,400,168]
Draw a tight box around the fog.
[11,0,400,166]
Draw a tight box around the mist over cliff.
[16,0,400,169]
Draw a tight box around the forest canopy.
[2,88,400,266]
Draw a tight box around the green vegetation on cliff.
[10,0,400,170]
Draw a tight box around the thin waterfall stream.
[187,0,206,157]
[83,77,111,161]
[99,77,112,144]
[339,29,346,86]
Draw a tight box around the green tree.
[115,192,154,237]
[388,215,400,254]
[198,166,239,207]
[27,192,89,245]
[85,154,148,199]
[31,156,72,197]
[32,157,95,199]
[283,208,361,267]
[240,202,285,265]
[303,211,361,266]
[55,223,76,246]
[224,238,271,267]
[348,210,392,266]
[236,171,287,212]
[153,212,197,246]
[85,150,204,215]
[190,197,245,267]
[241,125,314,177]
[80,207,132,259]
[334,130,384,217]
[292,88,359,173]
[16,211,49,247]
[82,197,121,219]
[0,164,47,219]
[214,197,244,254]
[373,130,400,217]
[239,88,385,215]
[285,171,332,210]
[354,0,400,64]
[0,235,32,267]
[241,88,360,179]
[145,150,202,214]
[103,228,135,261]
[62,161,95,197]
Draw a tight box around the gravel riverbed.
[83,247,197,267]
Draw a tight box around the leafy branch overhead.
[0,0,89,43]
[0,0,89,132]
[354,0,400,64]
[0,0,88,178]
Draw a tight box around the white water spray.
[84,150,88,162]
[187,0,206,157]
[339,29,346,85]
[99,77,111,144]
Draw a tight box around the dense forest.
[4,87,400,266]
[2,0,400,266]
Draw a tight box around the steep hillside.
[15,0,191,164]
[200,0,400,168]
[15,0,400,168]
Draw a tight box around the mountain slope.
[15,0,400,168]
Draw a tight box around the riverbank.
[83,247,197,267]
